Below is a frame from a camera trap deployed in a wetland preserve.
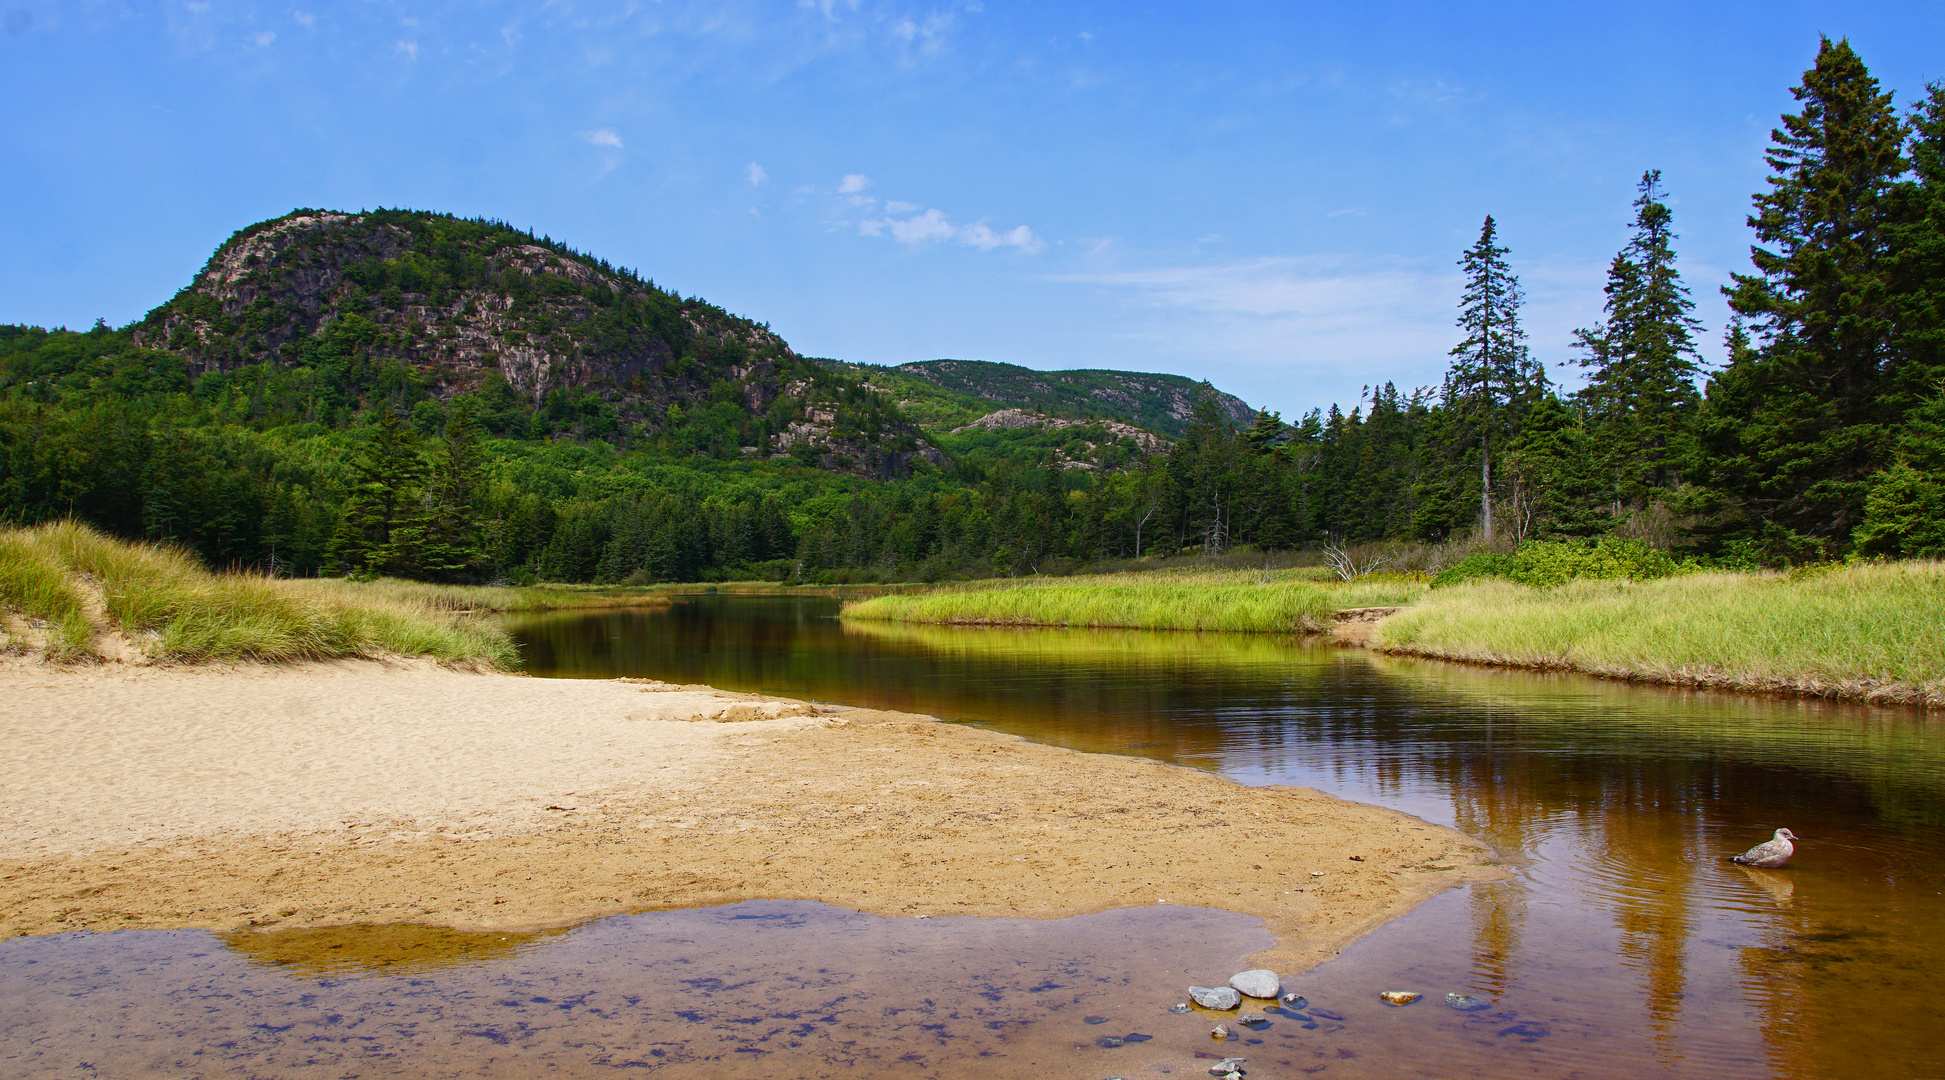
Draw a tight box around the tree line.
[2,38,1941,581]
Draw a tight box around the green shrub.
[1432,537,1692,589]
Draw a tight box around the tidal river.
[4,593,1941,1078]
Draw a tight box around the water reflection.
[222,923,571,978]
[505,596,1945,1078]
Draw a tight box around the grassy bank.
[841,568,1424,633]
[0,522,516,667]
[1375,562,1945,708]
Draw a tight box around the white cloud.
[838,173,870,194]
[747,162,768,186]
[858,207,1044,254]
[292,10,314,27]
[1053,257,1459,388]
[248,30,275,47]
[581,128,624,149]
[394,39,418,60]
[883,199,917,214]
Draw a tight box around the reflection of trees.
[508,601,1945,1075]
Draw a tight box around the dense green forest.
[2,38,1941,583]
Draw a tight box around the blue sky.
[4,1,1942,420]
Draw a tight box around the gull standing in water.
[1730,828,1799,868]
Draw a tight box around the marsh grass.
[1376,562,1945,707]
[842,568,1425,633]
[0,522,516,667]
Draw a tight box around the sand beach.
[0,659,1498,972]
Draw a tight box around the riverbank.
[842,567,1424,632]
[842,561,1945,710]
[0,658,1498,973]
[1375,563,1945,708]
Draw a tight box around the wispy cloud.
[580,128,623,149]
[394,39,419,60]
[291,11,314,28]
[859,207,1043,254]
[839,173,870,194]
[1054,257,1459,389]
[248,30,275,47]
[746,162,768,185]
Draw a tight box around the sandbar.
[0,658,1499,971]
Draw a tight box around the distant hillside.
[839,358,1256,439]
[125,209,941,477]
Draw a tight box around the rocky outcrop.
[128,209,941,478]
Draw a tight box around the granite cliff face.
[131,209,942,476]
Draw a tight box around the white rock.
[1229,969,1280,999]
[1189,985,1242,1010]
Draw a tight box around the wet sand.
[0,658,1499,971]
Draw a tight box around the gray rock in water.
[1096,1035,1125,1048]
[1209,1057,1246,1076]
[1210,1023,1231,1041]
[1237,1012,1267,1026]
[1280,992,1306,1008]
[1189,985,1242,1010]
[1169,1003,1193,1014]
[1229,968,1281,999]
[1445,993,1491,1011]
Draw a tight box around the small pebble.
[1097,1035,1125,1048]
[1209,1057,1246,1076]
[1380,990,1421,1007]
[1237,1012,1267,1026]
[1170,1003,1193,1014]
[1281,993,1307,1009]
[1084,1015,1108,1025]
[1445,993,1492,1012]
[1210,1023,1231,1041]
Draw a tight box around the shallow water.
[6,594,1944,1078]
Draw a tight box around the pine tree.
[1573,171,1705,510]
[1443,216,1549,543]
[415,401,487,581]
[326,409,428,576]
[1698,37,1911,553]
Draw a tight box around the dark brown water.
[6,595,1944,1078]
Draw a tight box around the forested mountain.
[2,37,1940,584]
[824,357,1255,438]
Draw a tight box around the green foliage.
[1572,171,1705,508]
[1432,537,1693,588]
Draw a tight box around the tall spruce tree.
[1443,216,1548,543]
[1695,38,1911,554]
[1573,171,1705,510]
[326,408,428,575]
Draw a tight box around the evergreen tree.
[1572,171,1705,510]
[415,401,487,581]
[1442,216,1549,542]
[1698,38,1911,553]
[326,409,428,575]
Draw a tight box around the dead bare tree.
[1323,541,1395,582]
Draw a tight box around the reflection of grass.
[842,569,1423,633]
[1377,564,1945,708]
[841,617,1320,669]
[0,521,516,667]
[223,922,570,977]
[287,577,671,614]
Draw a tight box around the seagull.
[1730,828,1799,868]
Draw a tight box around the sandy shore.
[0,658,1499,972]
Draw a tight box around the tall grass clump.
[843,568,1424,633]
[0,533,98,660]
[0,521,516,667]
[1377,561,1945,707]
